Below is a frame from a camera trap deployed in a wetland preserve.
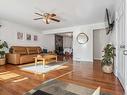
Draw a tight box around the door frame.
[125,0,127,93]
[115,0,127,93]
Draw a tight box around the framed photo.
[34,35,38,41]
[26,34,31,40]
[17,32,23,40]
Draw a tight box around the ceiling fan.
[34,12,60,24]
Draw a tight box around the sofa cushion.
[26,47,38,55]
[8,46,43,64]
[10,46,27,55]
[20,54,38,64]
[36,47,43,54]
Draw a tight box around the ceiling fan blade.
[50,18,60,22]
[46,19,49,24]
[33,18,42,20]
[51,13,56,17]
[35,13,43,16]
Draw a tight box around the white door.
[125,0,127,93]
[116,0,126,89]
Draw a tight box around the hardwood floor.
[0,57,124,95]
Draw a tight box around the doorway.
[54,32,73,57]
[55,35,63,55]
[93,29,107,61]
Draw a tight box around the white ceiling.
[0,0,115,31]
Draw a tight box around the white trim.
[93,58,102,60]
[115,0,126,92]
[125,0,127,94]
[126,85,127,95]
[114,11,119,77]
[41,22,105,34]
[117,71,125,88]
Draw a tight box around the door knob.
[123,50,127,55]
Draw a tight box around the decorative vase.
[102,64,113,73]
[0,58,6,65]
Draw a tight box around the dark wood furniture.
[55,35,63,55]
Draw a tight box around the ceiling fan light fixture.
[42,18,51,24]
[34,12,60,24]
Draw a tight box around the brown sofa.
[7,46,43,65]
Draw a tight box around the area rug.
[0,71,20,80]
[25,79,112,95]
[19,61,67,74]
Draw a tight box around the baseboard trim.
[94,58,102,60]
[125,85,127,95]
[94,59,101,61]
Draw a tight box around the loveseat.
[7,46,43,65]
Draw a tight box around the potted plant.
[102,44,115,73]
[0,40,8,65]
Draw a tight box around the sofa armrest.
[6,53,20,64]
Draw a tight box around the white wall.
[0,20,42,48]
[42,23,105,34]
[0,19,106,62]
[93,29,108,60]
[73,25,93,62]
[63,36,73,48]
[41,34,55,51]
[41,23,106,62]
[0,20,56,52]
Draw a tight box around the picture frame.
[34,35,38,41]
[17,32,23,40]
[26,34,31,40]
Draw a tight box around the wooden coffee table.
[34,54,57,68]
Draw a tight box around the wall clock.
[77,33,89,44]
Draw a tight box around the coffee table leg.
[42,59,45,68]
[34,58,38,73]
[35,58,37,66]
[56,56,57,62]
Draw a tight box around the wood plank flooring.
[0,57,124,95]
